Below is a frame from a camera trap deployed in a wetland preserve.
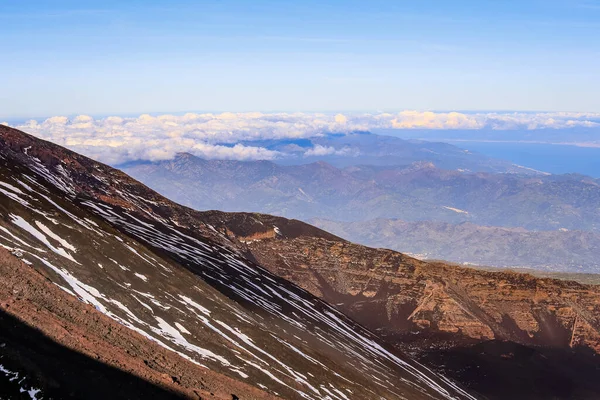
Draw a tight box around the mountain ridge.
[122,153,600,233]
[198,211,600,399]
[0,124,476,399]
[237,133,543,173]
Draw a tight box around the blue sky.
[1,0,599,117]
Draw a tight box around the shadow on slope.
[418,340,600,400]
[0,310,183,400]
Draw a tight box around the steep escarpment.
[216,224,600,351]
[201,213,600,399]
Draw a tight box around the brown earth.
[203,213,600,353]
[0,247,277,400]
[200,213,600,399]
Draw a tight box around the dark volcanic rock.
[419,341,600,400]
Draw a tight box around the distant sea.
[449,141,600,178]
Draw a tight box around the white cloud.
[8,111,599,165]
[335,113,348,124]
[45,116,69,125]
[392,111,483,129]
[73,115,93,123]
[304,145,338,156]
[389,110,600,130]
[192,143,280,160]
[304,145,355,157]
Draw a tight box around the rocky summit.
[0,124,477,399]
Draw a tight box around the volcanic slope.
[0,124,476,400]
[200,212,600,399]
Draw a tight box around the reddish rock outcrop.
[204,215,600,355]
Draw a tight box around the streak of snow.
[134,273,148,282]
[174,322,191,334]
[179,295,211,316]
[442,206,469,215]
[0,187,32,208]
[0,226,46,252]
[15,179,33,192]
[37,192,100,233]
[10,215,78,263]
[35,221,77,252]
[153,317,230,366]
[131,294,154,312]
[0,180,24,194]
[30,254,106,312]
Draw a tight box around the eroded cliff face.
[196,217,600,398]
[201,215,600,356]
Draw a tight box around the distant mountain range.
[121,152,600,274]
[122,153,600,232]
[310,218,600,273]
[237,132,541,172]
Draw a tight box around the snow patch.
[35,221,77,252]
[442,206,469,215]
[152,317,230,366]
[134,273,148,282]
[175,322,191,334]
[10,215,78,263]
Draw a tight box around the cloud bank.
[5,111,599,164]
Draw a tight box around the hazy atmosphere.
[1,1,599,400]
[2,0,600,116]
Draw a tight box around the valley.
[122,152,600,274]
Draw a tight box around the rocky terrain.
[0,247,276,400]
[0,124,476,399]
[199,212,600,399]
[3,123,600,399]
[310,218,600,272]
